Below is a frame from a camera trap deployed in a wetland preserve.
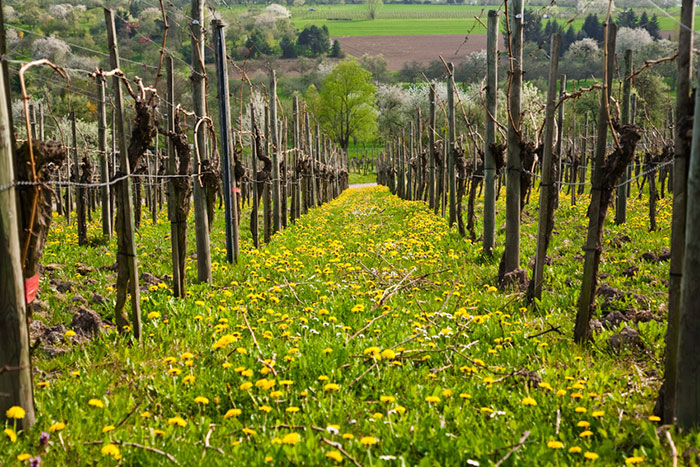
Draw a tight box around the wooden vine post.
[573,22,617,344]
[675,57,700,429]
[447,62,457,227]
[165,56,183,297]
[579,112,589,195]
[428,84,436,211]
[190,0,212,283]
[213,20,239,263]
[555,74,566,202]
[105,8,141,340]
[664,0,696,425]
[615,49,633,225]
[504,0,524,274]
[0,50,36,429]
[483,9,498,255]
[270,70,281,234]
[290,95,299,223]
[97,75,111,238]
[72,112,87,246]
[250,102,260,248]
[530,33,560,301]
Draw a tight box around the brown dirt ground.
[333,34,488,71]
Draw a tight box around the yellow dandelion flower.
[282,432,300,445]
[360,436,377,446]
[648,415,660,422]
[224,408,242,418]
[425,396,440,403]
[584,452,599,460]
[326,450,343,462]
[547,440,564,449]
[380,395,396,403]
[101,443,121,459]
[17,454,31,461]
[240,382,253,390]
[5,406,26,419]
[88,399,104,409]
[324,383,340,392]
[580,430,593,438]
[167,416,187,427]
[521,397,537,406]
[569,447,582,453]
[4,428,17,442]
[49,422,66,432]
[591,410,604,418]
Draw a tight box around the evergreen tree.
[297,25,330,57]
[563,25,577,53]
[330,40,343,58]
[523,9,543,45]
[280,36,297,59]
[581,14,603,42]
[646,13,661,39]
[616,9,638,29]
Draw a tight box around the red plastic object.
[24,273,39,304]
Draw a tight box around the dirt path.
[349,182,378,189]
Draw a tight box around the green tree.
[319,61,377,150]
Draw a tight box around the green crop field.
[246,4,700,37]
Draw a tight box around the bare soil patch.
[333,34,488,71]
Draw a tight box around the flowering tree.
[616,27,653,54]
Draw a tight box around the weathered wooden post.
[250,102,260,248]
[429,84,436,211]
[105,8,141,339]
[291,95,300,222]
[165,56,183,297]
[675,57,700,429]
[190,0,212,283]
[579,112,589,195]
[573,22,617,344]
[315,123,322,205]
[416,108,423,200]
[530,33,560,301]
[615,49,633,225]
[483,9,498,255]
[555,74,566,203]
[213,19,239,263]
[263,105,272,243]
[504,0,524,275]
[664,0,695,424]
[97,76,111,238]
[0,50,36,429]
[270,70,281,233]
[447,62,457,227]
[72,112,87,246]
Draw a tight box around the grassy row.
[1,182,678,465]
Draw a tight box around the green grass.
[1,181,685,465]
[290,4,485,36]
[248,3,700,36]
[348,172,377,185]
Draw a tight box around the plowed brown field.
[333,34,488,71]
